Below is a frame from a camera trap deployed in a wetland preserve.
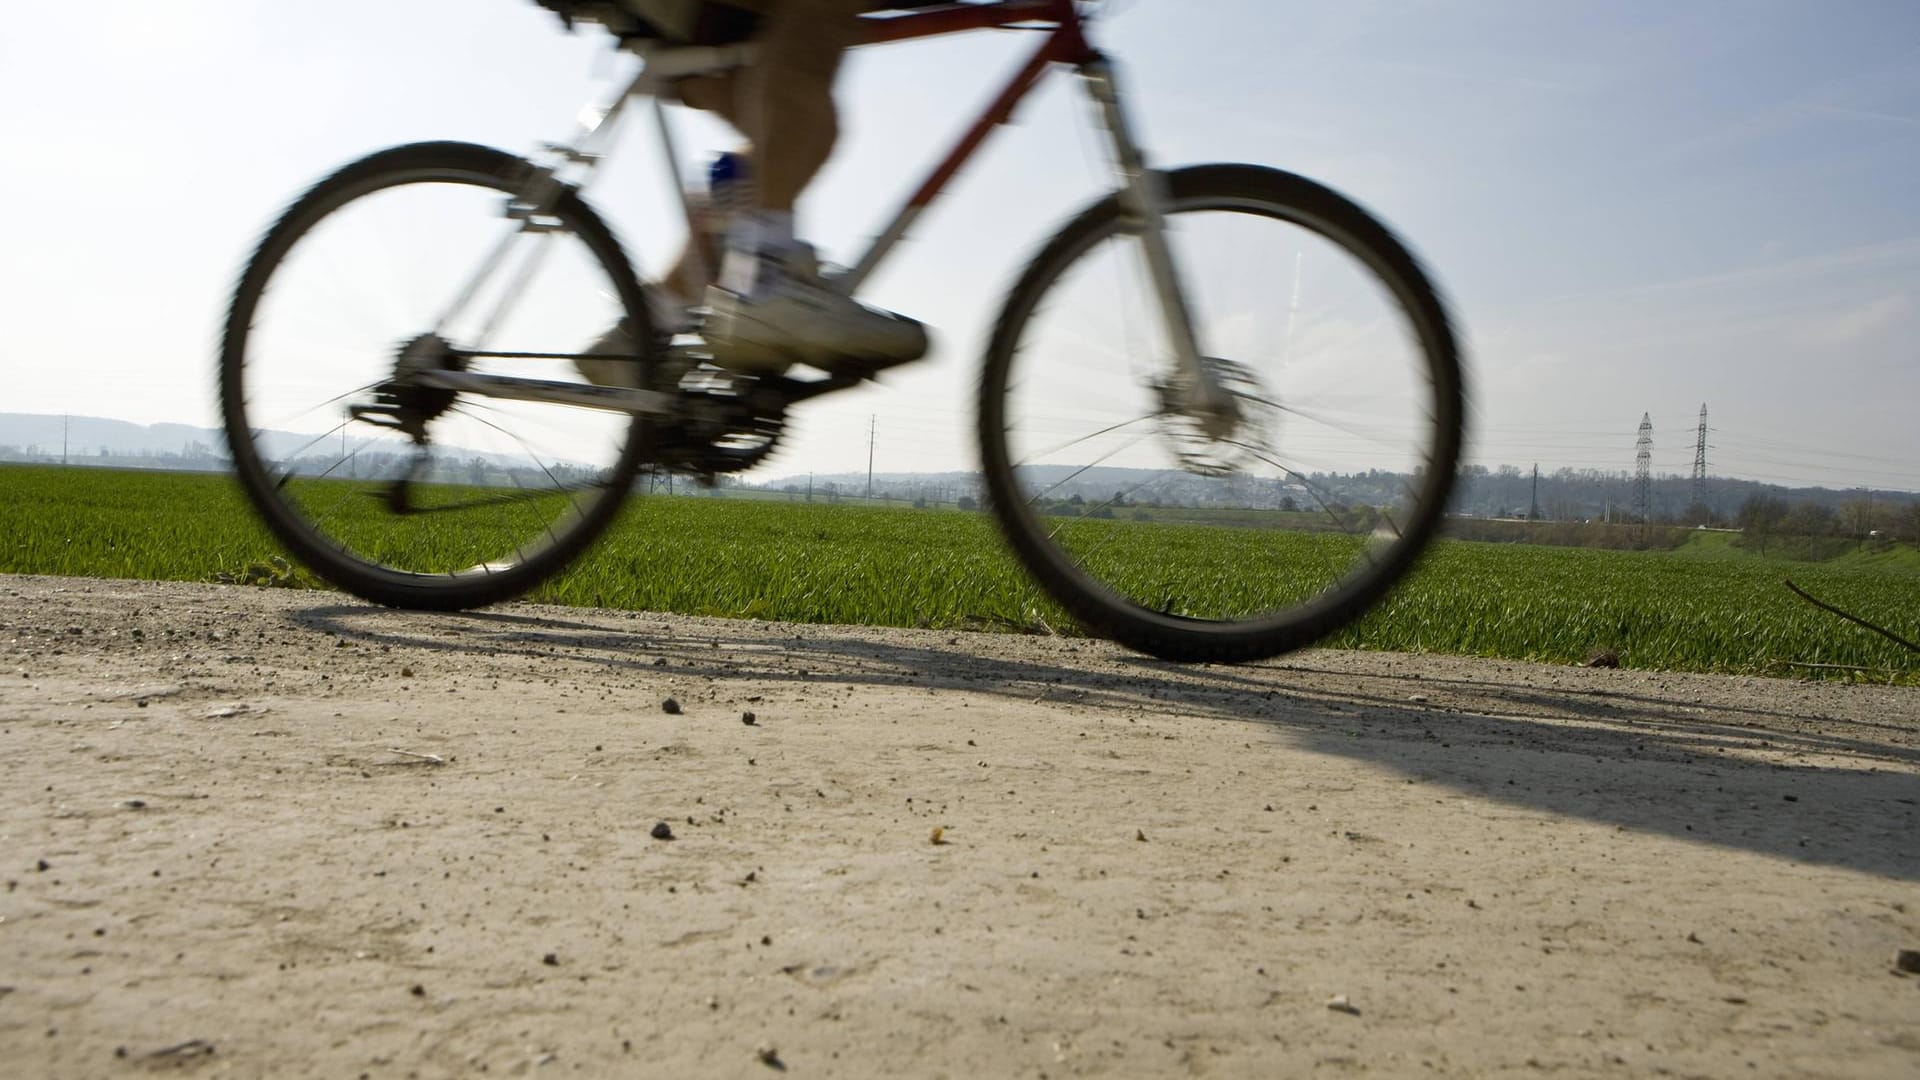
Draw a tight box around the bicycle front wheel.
[979,164,1464,662]
[220,142,654,610]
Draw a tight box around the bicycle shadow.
[288,603,1920,883]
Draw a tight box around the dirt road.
[2,575,1916,1078]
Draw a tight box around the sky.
[2,0,1916,492]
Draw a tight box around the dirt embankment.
[2,575,1917,1078]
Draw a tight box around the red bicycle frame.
[599,0,1210,400]
[838,1,1100,290]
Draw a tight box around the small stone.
[1326,994,1360,1015]
[400,667,414,678]
[542,952,560,967]
[1135,829,1148,842]
[929,826,946,845]
[662,698,682,715]
[742,711,757,726]
[651,822,675,841]
[757,1046,785,1070]
[410,984,426,997]
[1895,949,1920,975]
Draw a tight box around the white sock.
[719,210,798,299]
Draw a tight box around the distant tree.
[1279,495,1299,512]
[1837,498,1884,539]
[1068,493,1085,506]
[1896,502,1920,544]
[955,495,978,512]
[1736,494,1790,552]
[1782,501,1835,538]
[1111,491,1128,508]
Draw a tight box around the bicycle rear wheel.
[979,164,1463,662]
[219,141,654,610]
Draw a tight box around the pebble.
[662,698,681,715]
[651,822,675,841]
[742,711,757,725]
[1895,949,1920,975]
[1326,994,1361,1015]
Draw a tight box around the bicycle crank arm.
[410,370,677,416]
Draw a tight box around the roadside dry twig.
[1783,579,1919,655]
[383,748,447,765]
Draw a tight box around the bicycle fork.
[1079,59,1241,439]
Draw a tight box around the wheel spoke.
[981,167,1461,660]
[220,145,643,606]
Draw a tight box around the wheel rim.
[991,189,1455,636]
[227,163,645,592]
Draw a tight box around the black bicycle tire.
[977,163,1464,663]
[219,141,654,610]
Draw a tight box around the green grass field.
[3,463,1915,679]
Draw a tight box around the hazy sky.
[3,0,1916,491]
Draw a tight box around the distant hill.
[0,412,584,472]
[0,413,227,460]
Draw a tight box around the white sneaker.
[703,251,928,374]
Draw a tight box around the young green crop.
[3,463,1914,680]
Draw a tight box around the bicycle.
[218,0,1465,663]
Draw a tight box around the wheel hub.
[1153,357,1278,477]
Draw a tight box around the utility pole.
[1633,413,1653,530]
[866,414,876,502]
[1529,464,1539,521]
[1691,403,1708,512]
[63,414,69,466]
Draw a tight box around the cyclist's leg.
[661,0,862,302]
[674,1,926,370]
[737,0,866,215]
